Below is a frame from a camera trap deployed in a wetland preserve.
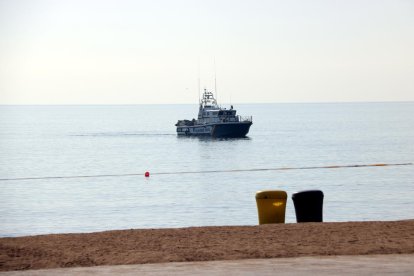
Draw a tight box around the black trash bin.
[292,190,324,222]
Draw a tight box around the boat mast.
[198,59,201,105]
[214,58,217,103]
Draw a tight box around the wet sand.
[1,220,414,271]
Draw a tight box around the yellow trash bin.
[255,190,288,224]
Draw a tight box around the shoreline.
[1,220,414,271]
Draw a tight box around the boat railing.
[238,115,252,122]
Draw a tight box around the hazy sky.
[0,0,413,104]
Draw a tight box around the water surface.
[0,103,413,236]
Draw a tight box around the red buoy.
[144,171,150,177]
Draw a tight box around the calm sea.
[0,103,413,237]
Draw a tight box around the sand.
[3,255,414,275]
[1,220,414,271]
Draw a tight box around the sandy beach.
[1,220,413,271]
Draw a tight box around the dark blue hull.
[212,122,252,138]
[177,122,252,138]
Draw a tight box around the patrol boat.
[175,89,252,138]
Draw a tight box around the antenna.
[198,59,201,104]
[214,58,217,103]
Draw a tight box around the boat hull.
[212,122,252,138]
[177,122,252,138]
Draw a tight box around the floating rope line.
[0,163,411,182]
[154,163,413,175]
